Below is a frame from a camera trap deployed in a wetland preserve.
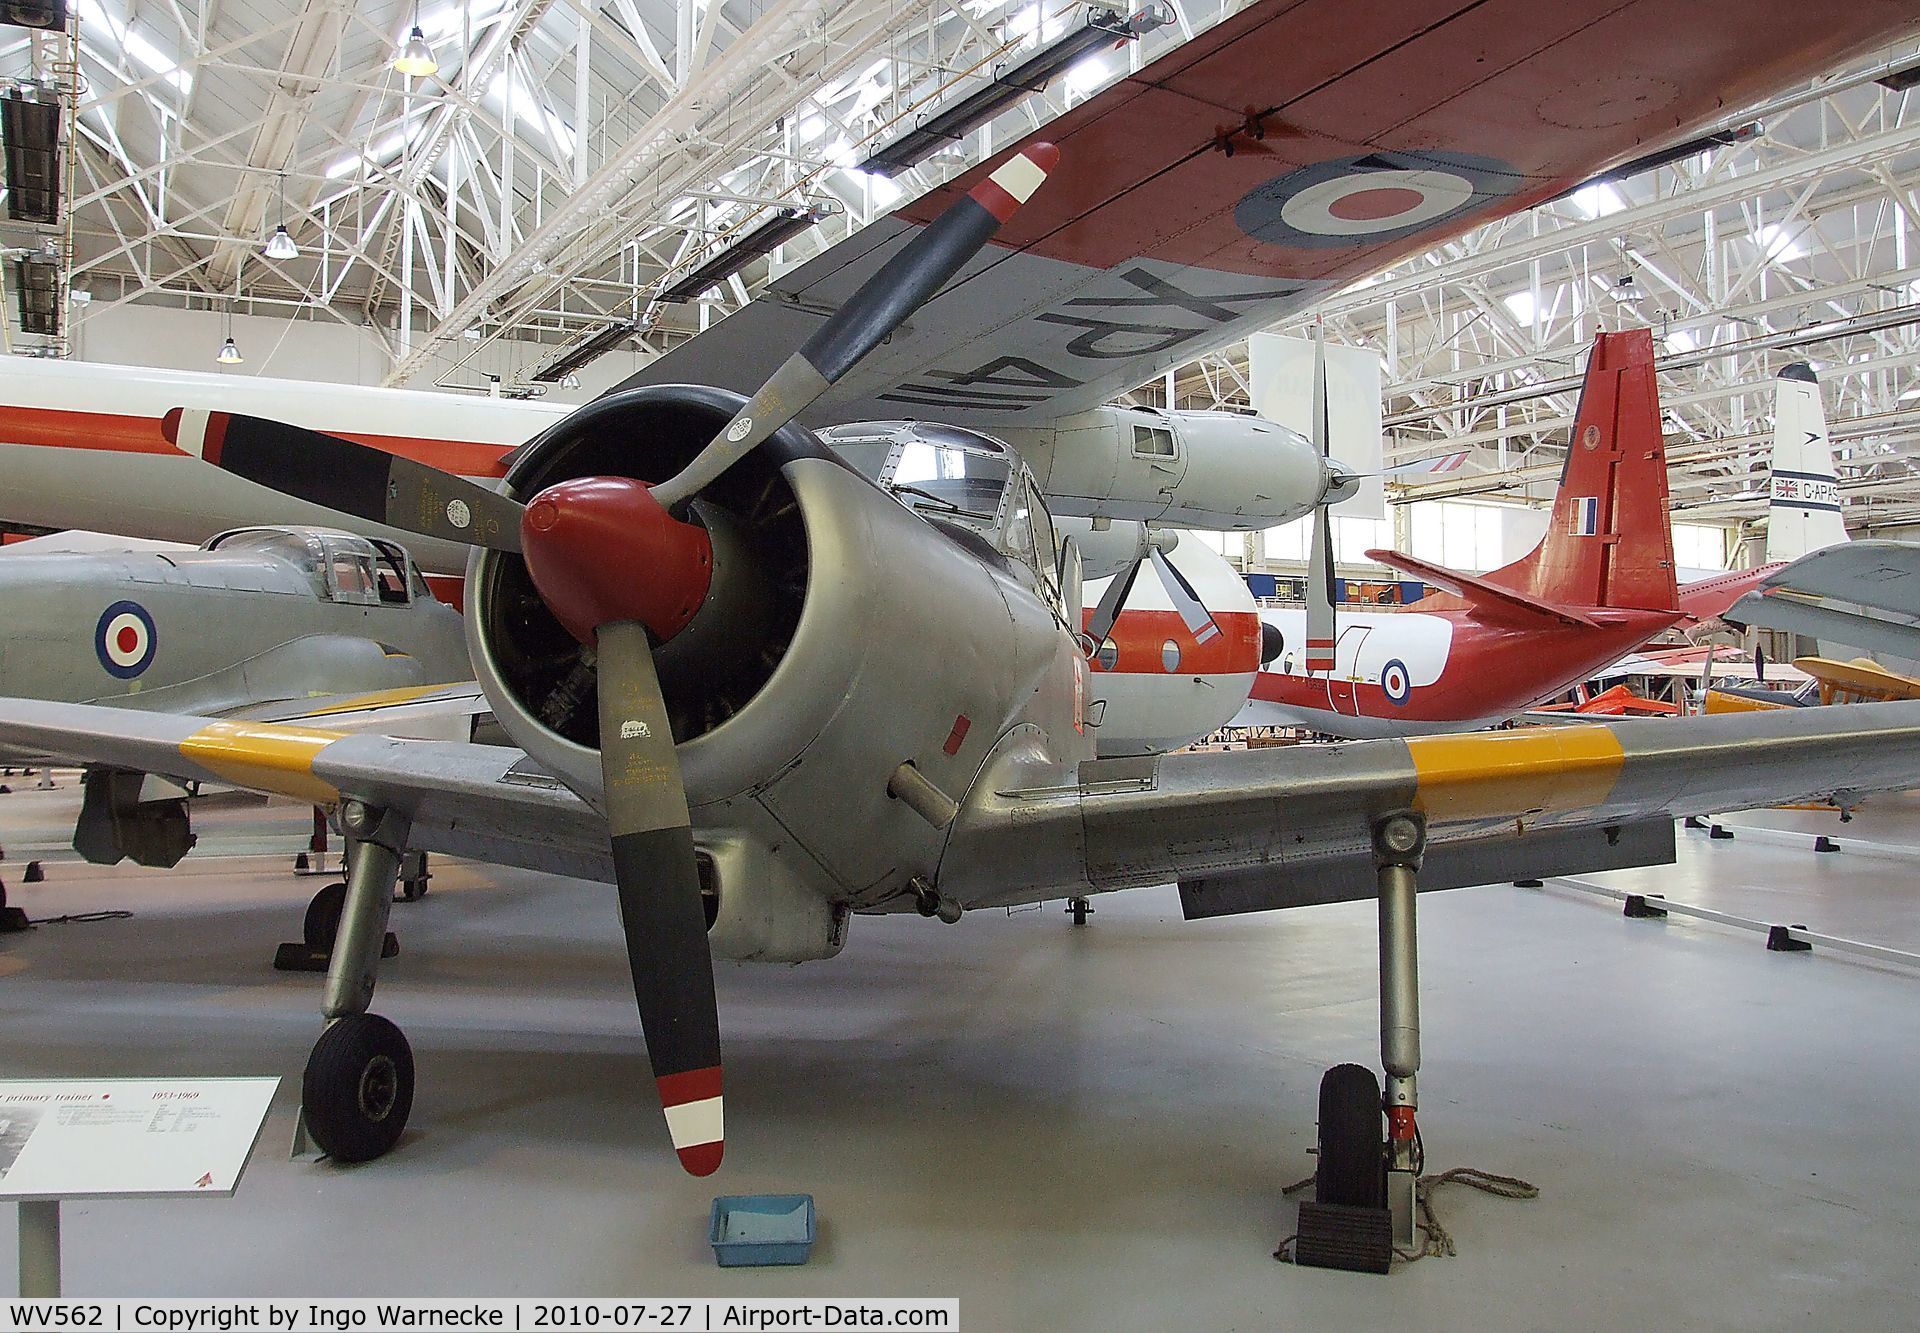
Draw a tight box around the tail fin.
[1483,328,1677,613]
[1765,362,1846,562]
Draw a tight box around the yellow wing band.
[178,721,343,805]
[1407,725,1625,821]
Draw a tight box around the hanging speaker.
[3,93,60,223]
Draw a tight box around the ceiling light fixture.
[217,300,243,365]
[262,172,299,260]
[392,7,438,78]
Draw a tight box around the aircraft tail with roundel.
[1764,362,1847,562]
[1371,329,1678,623]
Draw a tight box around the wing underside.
[618,0,1919,425]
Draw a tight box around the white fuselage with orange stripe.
[0,357,557,573]
[1083,539,1263,755]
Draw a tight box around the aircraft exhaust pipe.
[889,761,958,830]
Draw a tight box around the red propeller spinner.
[520,477,714,646]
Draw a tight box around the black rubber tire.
[303,882,347,952]
[1315,1063,1385,1208]
[302,1013,414,1163]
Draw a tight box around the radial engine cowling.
[466,385,1069,961]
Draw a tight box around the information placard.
[0,1078,278,1201]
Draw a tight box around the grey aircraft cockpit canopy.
[819,422,1059,598]
[203,526,427,606]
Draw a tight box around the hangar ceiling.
[2,0,1204,392]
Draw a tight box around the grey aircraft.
[0,525,475,869]
[6,148,1920,1260]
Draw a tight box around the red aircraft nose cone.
[518,476,714,645]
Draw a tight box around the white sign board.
[0,1078,278,1201]
[1249,332,1386,520]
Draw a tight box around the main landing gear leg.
[1374,811,1426,1252]
[1293,811,1426,1273]
[298,801,416,1164]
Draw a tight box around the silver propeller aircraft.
[5,147,1920,1226]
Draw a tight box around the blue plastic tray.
[708,1194,816,1267]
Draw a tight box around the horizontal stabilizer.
[1366,549,1599,628]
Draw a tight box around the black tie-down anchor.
[1293,811,1426,1274]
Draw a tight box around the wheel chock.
[1814,837,1839,853]
[1623,894,1667,919]
[1766,925,1811,953]
[1709,824,1734,840]
[1293,1200,1393,1274]
[1684,816,1708,830]
[273,932,399,972]
[1512,879,1543,888]
[23,861,43,883]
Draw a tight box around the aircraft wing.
[0,699,612,882]
[1726,541,1920,661]
[1363,548,1598,628]
[7,696,1920,924]
[940,703,1920,916]
[1793,655,1920,704]
[617,0,1919,425]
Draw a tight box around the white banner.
[1247,332,1386,520]
[0,1300,959,1332]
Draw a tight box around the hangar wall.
[68,304,655,408]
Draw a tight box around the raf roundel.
[96,600,158,679]
[1235,151,1523,251]
[1380,658,1412,706]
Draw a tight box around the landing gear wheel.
[1315,1063,1386,1209]
[303,882,347,952]
[302,1014,414,1163]
[1068,897,1092,926]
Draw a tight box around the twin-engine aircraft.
[7,147,1920,1208]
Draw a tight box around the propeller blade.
[1305,324,1337,674]
[596,620,722,1177]
[651,143,1059,511]
[1084,555,1144,646]
[1147,545,1223,645]
[163,407,524,553]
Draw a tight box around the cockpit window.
[886,441,1011,523]
[367,539,415,606]
[207,527,329,597]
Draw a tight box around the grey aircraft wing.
[1725,540,1920,661]
[5,696,1920,923]
[939,702,1920,917]
[0,699,611,883]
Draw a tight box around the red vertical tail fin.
[1482,329,1677,613]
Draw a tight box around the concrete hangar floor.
[1,778,1918,1327]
